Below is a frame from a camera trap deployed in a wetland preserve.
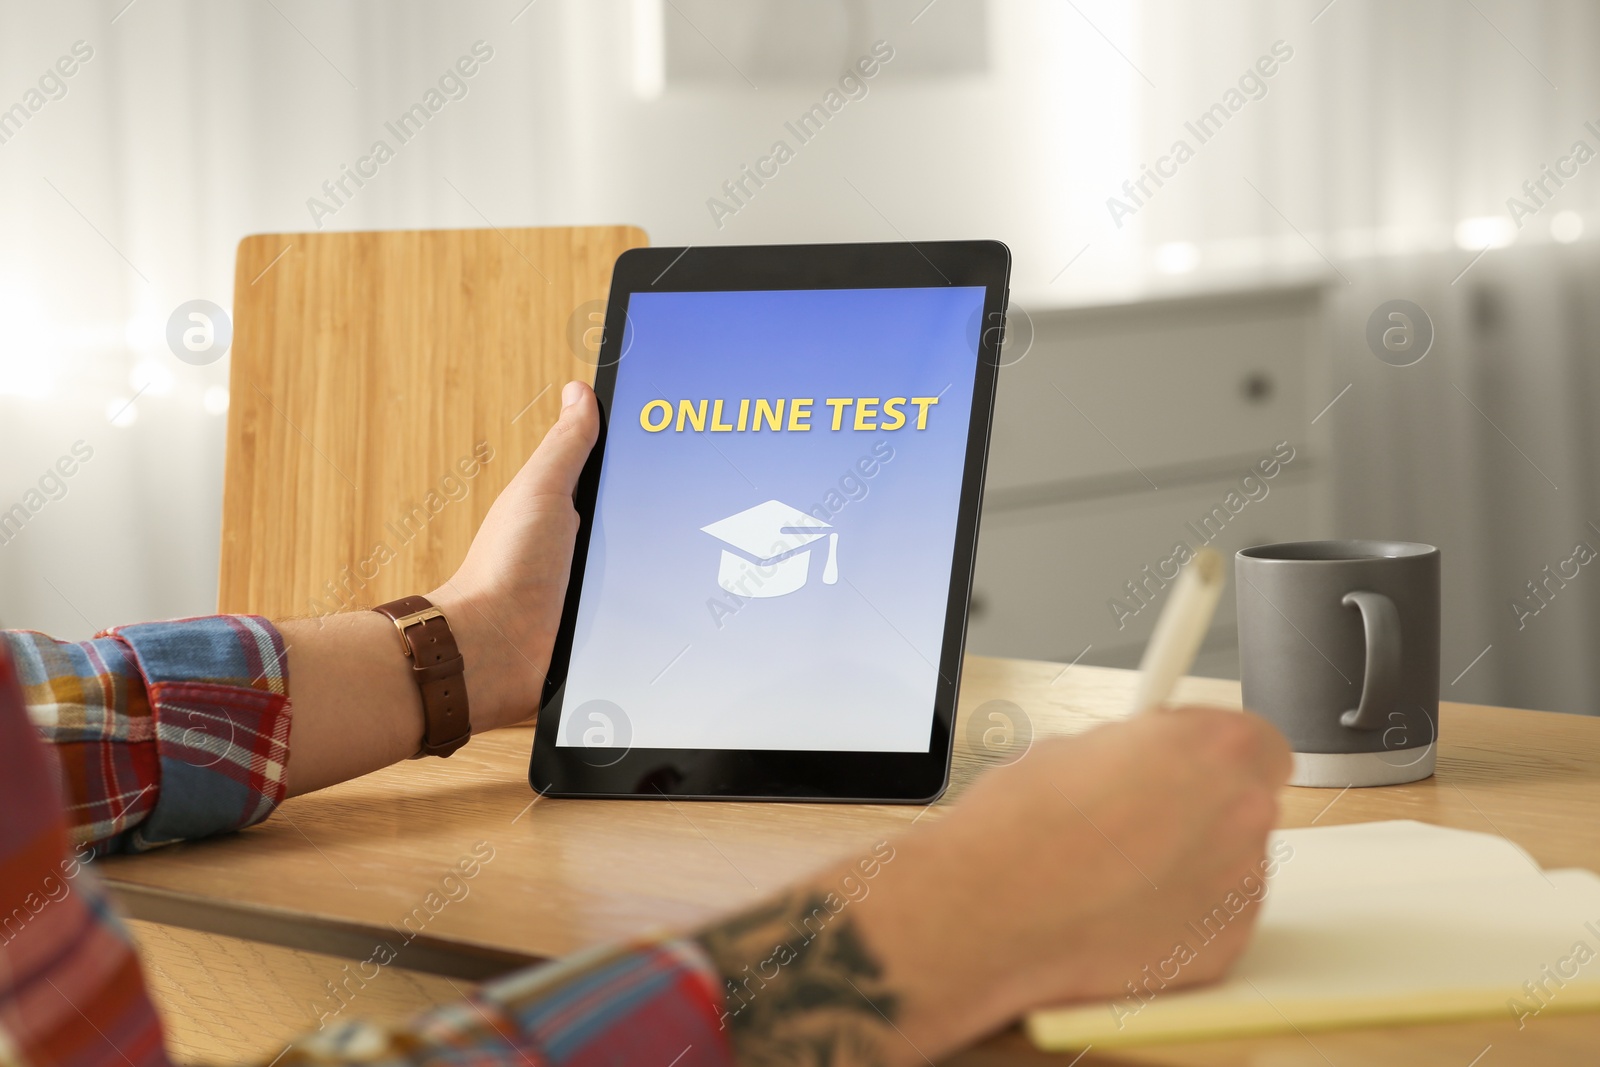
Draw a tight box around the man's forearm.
[694,886,906,1066]
[279,584,546,796]
[277,610,428,795]
[689,832,1005,1067]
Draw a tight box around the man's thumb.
[520,381,599,496]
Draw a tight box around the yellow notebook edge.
[1026,980,1600,1051]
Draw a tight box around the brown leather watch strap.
[372,595,472,758]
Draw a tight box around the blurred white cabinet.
[968,286,1328,678]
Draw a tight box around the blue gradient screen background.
[557,286,986,752]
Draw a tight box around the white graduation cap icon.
[700,499,839,599]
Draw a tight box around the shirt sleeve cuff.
[106,615,292,851]
[475,936,734,1065]
[283,937,734,1067]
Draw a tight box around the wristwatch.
[372,595,472,758]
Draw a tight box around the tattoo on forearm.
[694,842,900,1066]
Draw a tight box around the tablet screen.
[557,285,986,753]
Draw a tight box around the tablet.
[530,240,1010,802]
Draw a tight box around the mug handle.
[1339,591,1402,730]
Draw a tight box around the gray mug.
[1235,540,1440,787]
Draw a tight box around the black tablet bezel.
[529,240,1010,803]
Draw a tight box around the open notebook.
[1028,820,1600,1050]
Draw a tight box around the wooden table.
[102,656,1600,1065]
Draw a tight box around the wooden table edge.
[107,881,540,981]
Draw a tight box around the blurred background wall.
[2,0,1598,715]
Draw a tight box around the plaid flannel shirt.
[0,617,733,1067]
